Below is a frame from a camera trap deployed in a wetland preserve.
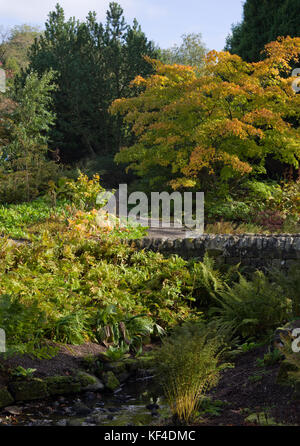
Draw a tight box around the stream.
[0,376,170,426]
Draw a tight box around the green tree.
[25,2,158,164]
[159,33,207,68]
[0,71,58,202]
[225,0,300,62]
[0,25,41,72]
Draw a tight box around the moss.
[102,371,120,391]
[80,355,97,372]
[76,371,104,391]
[138,354,155,369]
[206,248,224,258]
[45,375,81,396]
[9,378,48,402]
[123,358,139,372]
[104,361,126,375]
[0,386,14,408]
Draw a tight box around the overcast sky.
[0,0,245,51]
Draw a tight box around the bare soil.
[199,345,299,426]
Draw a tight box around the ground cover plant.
[1,190,300,422]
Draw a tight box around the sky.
[0,0,245,51]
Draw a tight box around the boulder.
[9,379,48,402]
[45,376,81,396]
[0,386,14,408]
[76,371,104,392]
[102,371,120,391]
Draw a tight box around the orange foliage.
[110,37,300,189]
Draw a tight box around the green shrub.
[0,294,47,346]
[189,254,224,307]
[211,271,291,341]
[0,228,199,355]
[51,310,91,345]
[242,180,280,202]
[0,198,69,238]
[269,265,300,317]
[256,349,283,367]
[206,200,251,223]
[48,172,105,211]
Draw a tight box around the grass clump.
[153,322,229,424]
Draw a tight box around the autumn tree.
[110,37,300,192]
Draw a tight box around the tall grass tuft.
[153,322,227,423]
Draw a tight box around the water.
[0,377,170,426]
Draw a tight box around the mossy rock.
[9,379,48,402]
[206,248,224,258]
[76,371,104,391]
[102,371,120,391]
[80,355,97,372]
[137,354,154,370]
[45,375,81,396]
[104,361,126,375]
[123,358,139,373]
[0,386,14,408]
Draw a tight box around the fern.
[211,271,291,340]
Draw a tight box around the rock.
[0,387,14,408]
[102,371,120,392]
[9,379,48,402]
[73,402,92,416]
[107,407,121,413]
[56,419,67,426]
[67,418,84,426]
[83,391,97,401]
[45,376,81,396]
[146,403,159,411]
[123,358,139,373]
[118,372,130,383]
[104,361,126,375]
[76,371,104,392]
[5,405,22,415]
[90,414,105,424]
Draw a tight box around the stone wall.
[129,234,300,271]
